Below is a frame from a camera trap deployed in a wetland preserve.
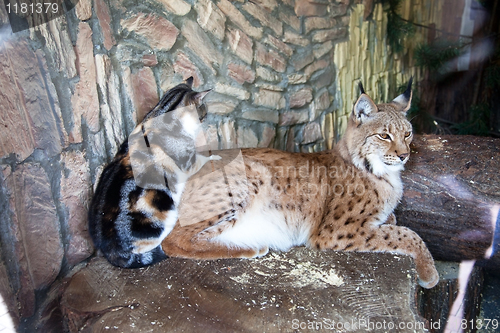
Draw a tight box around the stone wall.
[0,0,459,325]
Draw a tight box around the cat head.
[128,78,212,188]
[142,77,210,124]
[343,78,413,176]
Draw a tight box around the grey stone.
[60,151,94,267]
[302,122,322,144]
[121,13,179,51]
[258,125,276,147]
[214,83,250,100]
[227,28,254,65]
[255,43,286,73]
[95,0,116,50]
[4,163,64,317]
[291,50,314,71]
[313,41,334,59]
[157,0,191,16]
[71,22,101,141]
[253,89,285,109]
[237,127,259,148]
[279,109,309,126]
[0,39,66,160]
[243,2,282,36]
[241,109,279,124]
[218,0,263,39]
[182,19,223,71]
[290,88,313,108]
[196,0,226,40]
[312,27,348,43]
[256,66,281,82]
[95,54,126,153]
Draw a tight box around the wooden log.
[33,255,483,333]
[418,261,484,333]
[60,249,428,333]
[395,135,500,270]
[55,254,484,333]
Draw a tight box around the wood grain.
[396,135,500,270]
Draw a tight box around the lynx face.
[361,106,413,175]
[344,84,413,177]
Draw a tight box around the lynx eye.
[404,131,412,138]
[378,133,390,140]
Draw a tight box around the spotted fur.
[162,79,439,288]
[88,78,219,268]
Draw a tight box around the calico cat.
[88,78,219,268]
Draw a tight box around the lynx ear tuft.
[353,93,377,125]
[392,77,413,113]
[358,81,366,95]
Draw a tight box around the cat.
[88,77,220,268]
[162,78,439,289]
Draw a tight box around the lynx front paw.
[417,262,439,289]
[210,154,222,161]
[256,247,269,257]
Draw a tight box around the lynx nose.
[398,153,409,161]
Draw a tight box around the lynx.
[161,79,439,288]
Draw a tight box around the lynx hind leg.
[192,208,239,241]
[162,216,268,260]
[315,224,438,288]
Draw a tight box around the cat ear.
[352,91,377,125]
[392,77,413,113]
[185,76,194,87]
[193,89,211,105]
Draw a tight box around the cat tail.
[105,245,168,269]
